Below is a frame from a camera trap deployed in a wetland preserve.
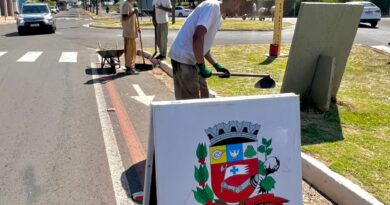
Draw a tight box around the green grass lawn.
[95,18,291,31]
[202,44,389,203]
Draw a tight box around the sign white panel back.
[146,94,302,205]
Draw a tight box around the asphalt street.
[0,8,389,205]
[0,9,172,204]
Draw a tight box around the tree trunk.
[171,0,175,24]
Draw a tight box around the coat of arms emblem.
[193,121,289,205]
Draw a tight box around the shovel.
[135,13,153,70]
[212,72,276,89]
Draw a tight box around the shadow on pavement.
[84,64,153,85]
[121,160,146,204]
[85,67,105,75]
[4,32,20,37]
[84,67,131,85]
[4,31,52,37]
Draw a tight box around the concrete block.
[281,3,363,99]
[310,55,335,111]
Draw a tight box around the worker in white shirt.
[152,0,172,60]
[168,0,230,100]
[251,1,257,21]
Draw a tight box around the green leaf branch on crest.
[193,143,225,204]
[257,137,278,194]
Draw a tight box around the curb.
[356,44,390,57]
[90,23,278,32]
[139,50,383,205]
[302,153,384,205]
[368,45,390,56]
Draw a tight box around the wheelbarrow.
[97,41,124,74]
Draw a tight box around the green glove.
[197,63,212,78]
[213,63,230,78]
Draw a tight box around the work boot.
[154,55,166,60]
[125,67,139,75]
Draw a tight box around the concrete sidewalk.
[0,16,16,24]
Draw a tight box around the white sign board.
[144,93,302,205]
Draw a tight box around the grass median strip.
[94,19,291,31]
[207,44,389,203]
[150,44,389,203]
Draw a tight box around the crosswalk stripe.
[372,45,390,54]
[17,51,43,62]
[0,51,7,57]
[59,52,77,63]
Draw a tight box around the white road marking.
[90,55,133,205]
[131,84,155,106]
[17,51,42,62]
[372,45,390,54]
[0,51,7,57]
[59,52,77,63]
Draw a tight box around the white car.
[174,6,192,17]
[16,3,56,35]
[346,1,381,28]
[104,1,114,6]
[50,6,58,14]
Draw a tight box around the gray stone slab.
[281,3,363,99]
[310,55,335,111]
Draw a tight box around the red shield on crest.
[209,142,258,203]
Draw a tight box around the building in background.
[0,0,26,18]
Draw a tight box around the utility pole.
[95,0,98,15]
[1,0,9,19]
[293,0,296,17]
[171,0,175,24]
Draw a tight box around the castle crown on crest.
[205,121,260,146]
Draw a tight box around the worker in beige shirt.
[121,0,139,75]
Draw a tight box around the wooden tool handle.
[135,13,146,64]
[212,72,270,78]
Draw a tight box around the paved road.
[81,14,390,48]
[1,8,388,204]
[0,9,158,204]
